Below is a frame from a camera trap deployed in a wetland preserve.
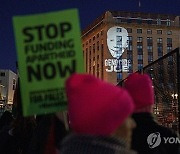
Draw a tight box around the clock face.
[107,26,128,58]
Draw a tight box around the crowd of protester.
[0,73,179,154]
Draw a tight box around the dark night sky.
[1,0,180,72]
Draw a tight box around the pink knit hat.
[124,73,154,112]
[66,73,134,136]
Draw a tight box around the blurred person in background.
[60,73,136,154]
[0,79,36,154]
[0,110,13,132]
[124,73,180,154]
[27,113,69,154]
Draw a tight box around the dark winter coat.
[131,112,180,154]
[60,133,137,154]
[0,130,20,154]
[0,128,32,154]
[27,115,68,154]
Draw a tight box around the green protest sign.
[13,9,84,116]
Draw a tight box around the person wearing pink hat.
[124,73,179,154]
[60,73,136,154]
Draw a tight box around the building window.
[138,64,143,70]
[127,18,132,23]
[147,46,153,52]
[12,79,16,90]
[147,19,153,24]
[89,45,91,51]
[97,33,99,38]
[157,30,162,34]
[157,19,161,25]
[128,36,132,42]
[89,59,91,72]
[167,30,172,35]
[137,37,143,43]
[137,29,142,34]
[101,44,104,52]
[137,45,143,49]
[147,37,153,44]
[115,18,121,23]
[167,38,172,53]
[89,67,91,73]
[127,53,133,60]
[138,55,143,60]
[167,46,172,53]
[167,19,171,26]
[86,51,88,72]
[97,41,99,51]
[157,38,163,44]
[167,38,172,44]
[93,66,95,75]
[137,18,142,24]
[93,36,95,41]
[158,46,163,58]
[0,72,5,76]
[158,46,163,52]
[97,55,99,61]
[147,29,152,34]
[89,39,91,43]
[137,45,143,53]
[117,73,122,81]
[101,49,104,80]
[128,63,133,73]
[101,30,103,35]
[158,51,163,58]
[127,28,132,33]
[128,45,133,51]
[86,41,88,45]
[101,40,104,52]
[93,44,95,53]
[97,64,99,78]
[127,36,133,51]
[148,55,153,63]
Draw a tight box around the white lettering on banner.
[105,58,130,72]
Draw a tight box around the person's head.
[65,73,135,145]
[124,73,154,113]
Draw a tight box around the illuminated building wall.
[82,11,180,85]
[0,70,17,106]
